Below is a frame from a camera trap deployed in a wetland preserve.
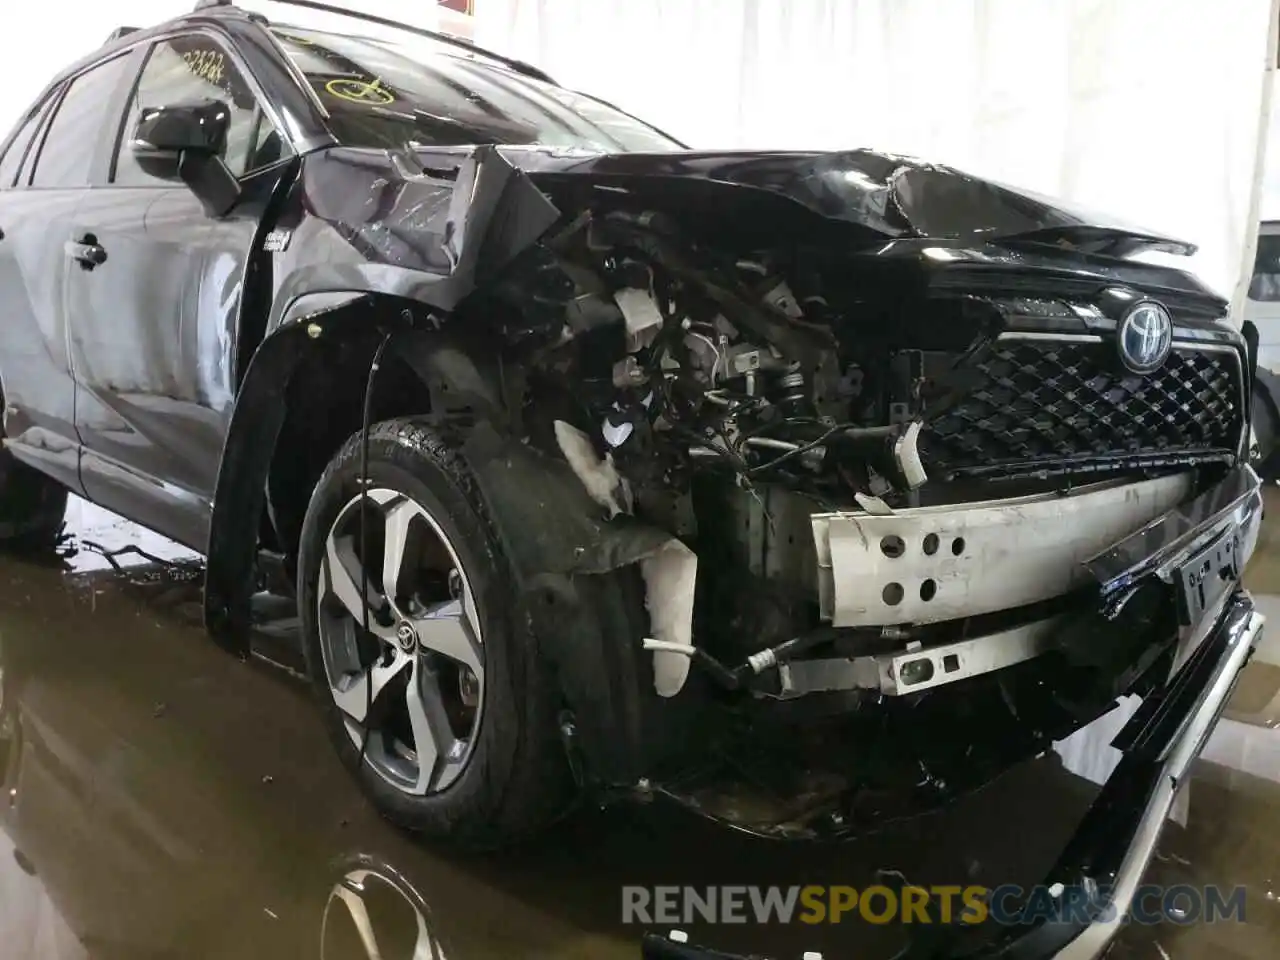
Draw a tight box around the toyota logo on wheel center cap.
[396,621,417,653]
[1117,300,1173,374]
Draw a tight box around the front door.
[0,53,137,495]
[67,33,291,552]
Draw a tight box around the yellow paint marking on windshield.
[183,49,227,86]
[326,77,395,106]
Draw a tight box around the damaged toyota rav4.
[0,0,1266,876]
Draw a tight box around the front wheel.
[297,418,572,848]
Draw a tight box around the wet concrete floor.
[0,494,1278,959]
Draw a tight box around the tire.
[0,444,66,553]
[297,417,572,848]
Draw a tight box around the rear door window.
[16,92,61,188]
[0,93,57,188]
[30,53,133,189]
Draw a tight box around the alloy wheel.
[317,487,484,795]
[322,861,446,960]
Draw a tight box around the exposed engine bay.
[458,197,1251,836]
[533,210,928,505]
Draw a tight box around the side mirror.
[131,100,230,160]
[130,100,241,217]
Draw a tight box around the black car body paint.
[0,7,1265,958]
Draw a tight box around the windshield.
[270,27,682,153]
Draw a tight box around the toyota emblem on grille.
[1117,300,1173,374]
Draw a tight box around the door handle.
[66,235,107,270]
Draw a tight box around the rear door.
[0,53,135,494]
[67,32,291,552]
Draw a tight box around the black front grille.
[919,338,1243,480]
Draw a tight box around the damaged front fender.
[209,143,565,651]
[267,143,562,330]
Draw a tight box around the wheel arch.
[204,287,510,653]
[206,287,689,791]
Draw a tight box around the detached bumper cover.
[640,465,1266,960]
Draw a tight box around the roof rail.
[196,0,556,85]
[106,26,140,42]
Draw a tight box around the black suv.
[0,0,1264,897]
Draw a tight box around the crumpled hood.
[295,144,1208,319]
[498,146,1195,257]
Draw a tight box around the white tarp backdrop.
[0,2,1272,312]
[475,0,1277,314]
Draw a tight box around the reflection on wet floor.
[0,495,1277,959]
